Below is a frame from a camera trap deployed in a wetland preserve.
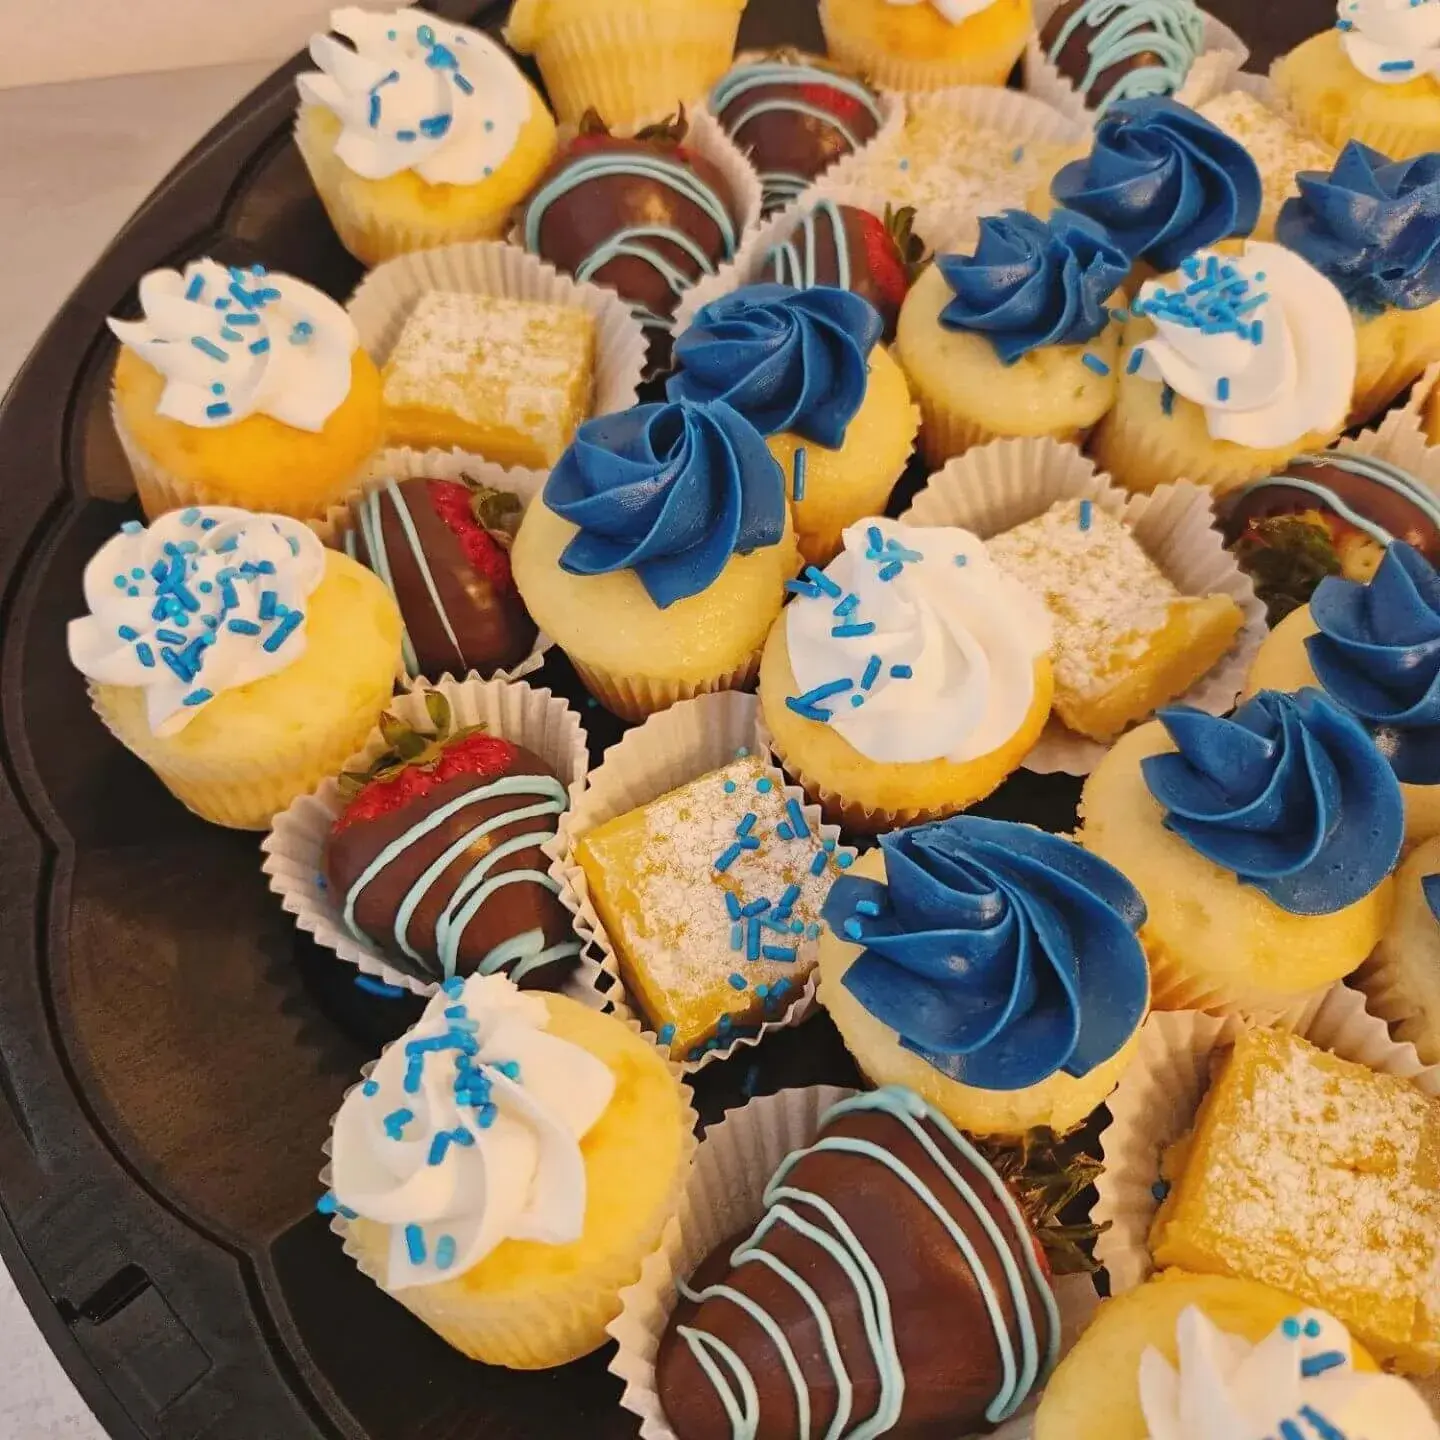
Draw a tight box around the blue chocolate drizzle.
[1045,0,1206,113]
[1142,688,1404,914]
[667,283,882,448]
[1307,540,1440,785]
[1050,98,1261,271]
[543,398,787,609]
[766,197,854,293]
[820,817,1149,1091]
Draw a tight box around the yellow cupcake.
[816,822,1149,1137]
[1091,240,1355,495]
[1080,699,1400,1014]
[108,259,382,522]
[1358,835,1440,1068]
[1035,1272,1383,1440]
[820,0,1032,91]
[1276,27,1440,163]
[505,0,745,129]
[895,243,1124,472]
[758,518,1053,830]
[334,978,695,1369]
[295,9,557,267]
[70,510,402,831]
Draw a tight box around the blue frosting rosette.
[1050,98,1261,272]
[543,398,787,610]
[1277,142,1440,316]
[667,283,882,448]
[936,210,1130,363]
[821,816,1149,1092]
[1141,688,1404,915]
[1306,540,1440,785]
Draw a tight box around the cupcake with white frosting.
[109,258,383,522]
[1090,240,1358,494]
[295,6,558,265]
[1276,0,1440,162]
[757,516,1053,830]
[68,507,403,829]
[323,972,695,1369]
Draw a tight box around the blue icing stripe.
[1047,0,1206,112]
[675,1086,1059,1436]
[765,199,854,294]
[1306,541,1440,786]
[1142,688,1404,914]
[821,817,1148,1091]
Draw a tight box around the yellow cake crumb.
[1150,1028,1440,1375]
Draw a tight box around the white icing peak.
[108,259,357,432]
[328,974,615,1291]
[784,519,1052,765]
[883,0,999,21]
[1132,241,1355,450]
[67,508,326,737]
[1141,1305,1440,1440]
[298,6,534,184]
[1339,0,1440,85]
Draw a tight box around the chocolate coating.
[657,1106,1054,1439]
[324,752,576,988]
[1040,0,1174,106]
[349,478,536,680]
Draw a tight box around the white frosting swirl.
[784,519,1052,765]
[329,974,615,1291]
[883,0,998,20]
[67,507,326,737]
[1132,241,1355,450]
[1339,0,1440,85]
[108,259,357,432]
[1141,1305,1440,1440]
[297,6,533,184]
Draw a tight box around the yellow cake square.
[987,499,1244,743]
[381,290,595,469]
[1151,1028,1440,1374]
[575,756,847,1060]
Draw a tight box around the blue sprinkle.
[1151,1179,1171,1202]
[1082,353,1110,376]
[434,1235,457,1270]
[776,821,795,840]
[890,663,913,679]
[842,918,864,941]
[1011,144,1025,162]
[775,883,802,917]
[154,628,187,645]
[833,593,859,618]
[191,336,227,362]
[1161,385,1175,416]
[368,92,382,127]
[442,977,466,998]
[786,798,809,838]
[741,897,771,917]
[1079,500,1093,532]
[226,311,259,326]
[258,590,278,621]
[723,779,737,794]
[361,1081,379,1097]
[658,1023,676,1046]
[861,655,882,690]
[747,918,761,962]
[206,401,232,419]
[117,624,139,641]
[404,1225,426,1266]
[263,610,304,652]
[1283,1316,1302,1339]
[714,843,744,873]
[876,561,903,582]
[724,890,742,920]
[832,622,876,639]
[856,900,880,917]
[219,327,243,342]
[354,973,406,999]
[454,72,474,95]
[730,922,744,951]
[849,693,865,709]
[756,777,773,794]
[395,129,417,142]
[226,618,262,636]
[1381,57,1416,70]
[803,565,842,598]
[762,945,797,962]
[384,1107,415,1139]
[1217,376,1231,402]
[121,520,144,535]
[1301,1351,1346,1379]
[784,578,822,598]
[183,689,213,707]
[810,850,829,877]
[791,447,807,503]
[419,113,453,138]
[315,1191,338,1215]
[1304,1318,1324,1339]
[184,273,205,302]
[737,811,757,837]
[836,853,853,870]
[249,337,271,355]
[728,972,747,991]
[134,644,154,668]
[1126,347,1145,375]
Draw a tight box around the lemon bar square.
[382,291,595,468]
[987,498,1244,743]
[1151,1028,1440,1375]
[575,756,847,1061]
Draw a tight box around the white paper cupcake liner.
[1092,982,1440,1297]
[1022,0,1248,127]
[262,675,595,1001]
[607,1084,1102,1440]
[553,690,857,1073]
[900,436,1267,775]
[311,448,552,687]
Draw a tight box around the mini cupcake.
[817,816,1150,1136]
[1246,541,1440,847]
[1080,688,1404,1014]
[503,0,746,130]
[895,209,1130,469]
[1361,836,1440,1068]
[819,0,1034,92]
[1276,142,1440,424]
[67,508,403,830]
[1090,240,1357,494]
[295,7,558,266]
[1275,4,1440,162]
[1044,98,1262,276]
[510,398,798,720]
[109,259,382,522]
[758,518,1053,829]
[325,971,695,1368]
[1035,1275,1438,1440]
[668,284,917,565]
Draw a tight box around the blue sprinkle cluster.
[180,264,314,381]
[366,23,479,139]
[1132,254,1270,348]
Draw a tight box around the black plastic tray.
[0,3,1332,1436]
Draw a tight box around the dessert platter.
[5,0,1440,1436]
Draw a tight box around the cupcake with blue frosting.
[1081,687,1404,1014]
[815,815,1150,1135]
[1247,540,1440,848]
[895,209,1130,469]
[1276,142,1440,424]
[669,284,917,565]
[509,397,799,720]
